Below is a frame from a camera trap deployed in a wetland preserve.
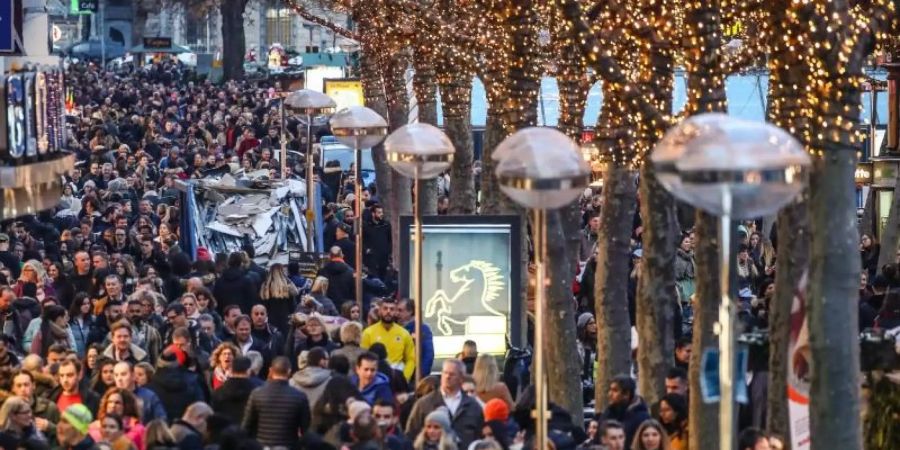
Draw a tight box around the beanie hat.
[577,312,594,330]
[483,398,509,423]
[61,404,93,434]
[425,407,453,433]
[196,247,212,262]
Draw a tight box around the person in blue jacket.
[398,298,434,378]
[351,352,394,405]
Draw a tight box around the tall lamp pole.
[494,128,591,450]
[285,90,337,250]
[651,113,810,450]
[385,123,455,382]
[330,106,388,312]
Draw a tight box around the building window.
[266,4,293,47]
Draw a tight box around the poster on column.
[399,215,523,370]
[787,271,811,450]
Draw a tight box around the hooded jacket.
[147,365,205,420]
[213,267,260,314]
[289,366,332,407]
[351,371,394,406]
[211,376,263,425]
[318,260,355,304]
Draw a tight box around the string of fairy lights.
[283,0,898,164]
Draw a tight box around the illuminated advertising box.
[399,215,523,365]
[23,72,37,157]
[324,78,365,110]
[6,74,26,159]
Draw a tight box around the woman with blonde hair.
[414,407,457,450]
[208,342,241,390]
[632,419,671,450]
[472,354,515,408]
[143,419,178,449]
[14,259,55,297]
[308,276,338,315]
[0,396,43,445]
[331,321,365,365]
[259,263,298,334]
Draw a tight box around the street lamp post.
[285,90,337,250]
[651,113,810,450]
[329,106,388,313]
[385,123,455,383]
[494,128,591,450]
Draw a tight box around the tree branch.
[284,0,360,41]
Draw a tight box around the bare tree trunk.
[546,202,586,424]
[683,1,726,447]
[689,210,722,450]
[767,196,808,445]
[359,49,394,221]
[860,188,875,238]
[413,50,439,216]
[383,53,413,261]
[594,163,637,409]
[479,109,510,215]
[443,77,476,215]
[637,166,679,407]
[877,179,900,269]
[220,0,247,80]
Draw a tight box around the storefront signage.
[873,160,898,186]
[856,162,873,185]
[78,0,98,13]
[323,78,363,109]
[399,216,523,369]
[0,0,21,53]
[143,37,173,50]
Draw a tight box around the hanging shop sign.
[856,162,874,185]
[873,160,899,187]
[324,78,364,111]
[143,37,173,50]
[1,70,67,162]
[0,0,22,53]
[399,215,523,368]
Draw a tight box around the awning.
[129,43,193,54]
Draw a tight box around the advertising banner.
[787,271,811,450]
[324,78,365,110]
[399,216,523,364]
[6,74,26,159]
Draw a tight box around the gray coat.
[406,390,484,450]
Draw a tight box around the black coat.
[363,218,391,270]
[242,379,311,447]
[211,377,263,425]
[213,268,260,314]
[318,260,355,305]
[147,366,206,420]
[335,237,356,268]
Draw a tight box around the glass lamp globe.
[651,113,811,218]
[329,106,388,149]
[495,127,591,210]
[284,89,336,115]
[384,123,455,180]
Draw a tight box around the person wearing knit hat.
[482,398,509,423]
[57,404,98,449]
[414,407,457,450]
[577,312,594,330]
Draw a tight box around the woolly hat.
[483,398,510,423]
[196,247,212,262]
[425,407,453,433]
[577,312,594,330]
[61,404,93,434]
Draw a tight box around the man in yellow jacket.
[361,299,416,380]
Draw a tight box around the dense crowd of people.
[0,59,790,450]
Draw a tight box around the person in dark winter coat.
[147,345,205,420]
[242,357,311,447]
[170,402,212,450]
[318,247,356,305]
[362,205,392,280]
[598,375,650,448]
[0,287,24,351]
[212,356,263,425]
[213,252,260,314]
[289,348,333,408]
[406,359,484,450]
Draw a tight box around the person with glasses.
[10,371,58,442]
[0,395,46,448]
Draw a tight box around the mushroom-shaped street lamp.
[494,127,591,450]
[651,113,810,450]
[284,90,337,250]
[385,123,455,383]
[330,106,388,312]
